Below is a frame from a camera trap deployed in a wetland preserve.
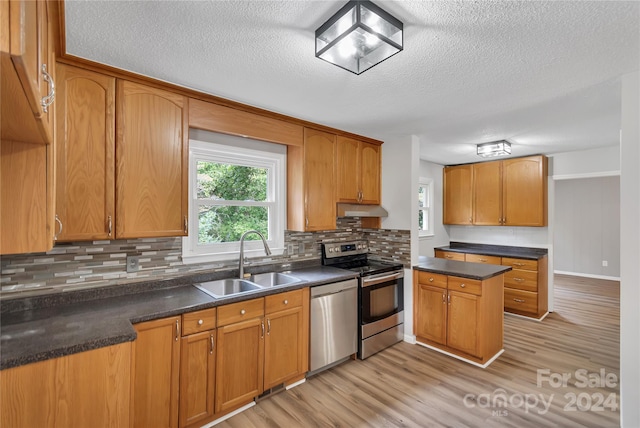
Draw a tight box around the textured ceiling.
[64,1,639,165]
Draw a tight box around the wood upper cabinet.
[336,136,381,204]
[0,343,131,428]
[132,316,181,428]
[215,311,265,414]
[55,64,115,241]
[444,156,547,227]
[502,156,548,226]
[287,128,336,231]
[116,80,188,238]
[473,160,502,225]
[443,164,473,225]
[263,289,308,390]
[1,0,55,145]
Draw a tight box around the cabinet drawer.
[448,276,482,296]
[435,250,465,261]
[502,257,538,271]
[504,288,538,313]
[504,270,538,292]
[465,254,501,265]
[182,308,216,336]
[217,298,264,327]
[418,271,448,289]
[265,289,303,314]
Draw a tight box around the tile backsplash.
[1,218,410,299]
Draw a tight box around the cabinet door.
[303,128,335,231]
[180,330,215,428]
[447,290,480,358]
[473,160,502,225]
[360,141,381,204]
[0,141,52,254]
[414,284,447,345]
[336,136,360,203]
[55,64,115,241]
[443,164,472,225]
[132,316,181,428]
[116,80,188,238]
[502,156,547,226]
[215,317,264,413]
[264,306,303,390]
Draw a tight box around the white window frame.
[419,177,434,237]
[182,138,286,264]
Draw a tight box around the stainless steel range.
[321,241,404,359]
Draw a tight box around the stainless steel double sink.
[194,272,303,299]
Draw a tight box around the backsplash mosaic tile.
[1,218,410,299]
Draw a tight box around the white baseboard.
[415,341,504,368]
[554,270,620,281]
[404,334,417,344]
[204,401,255,427]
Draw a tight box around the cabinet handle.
[306,217,309,227]
[240,309,246,315]
[469,217,472,223]
[514,278,525,282]
[184,216,188,234]
[210,334,215,354]
[442,293,445,303]
[198,319,203,325]
[107,215,112,237]
[175,320,180,341]
[513,298,526,303]
[513,262,525,267]
[445,255,453,259]
[261,321,265,339]
[429,277,434,282]
[54,215,63,241]
[447,293,451,304]
[459,283,466,288]
[41,64,55,113]
[283,299,288,305]
[267,319,271,335]
[479,258,487,262]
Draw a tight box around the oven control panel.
[322,241,368,258]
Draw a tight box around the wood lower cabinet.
[287,128,336,231]
[0,343,131,428]
[443,164,473,225]
[465,253,501,265]
[55,64,116,241]
[131,316,181,428]
[413,270,504,365]
[434,249,465,261]
[179,308,216,428]
[502,256,548,318]
[264,288,309,389]
[215,298,265,414]
[116,80,188,238]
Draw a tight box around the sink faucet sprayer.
[239,230,271,278]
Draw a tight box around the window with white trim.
[183,135,285,264]
[418,178,434,237]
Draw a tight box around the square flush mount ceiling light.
[477,140,512,158]
[315,0,403,75]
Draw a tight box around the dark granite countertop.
[0,265,357,370]
[413,257,512,280]
[435,242,548,260]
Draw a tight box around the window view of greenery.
[418,185,429,232]
[197,161,269,244]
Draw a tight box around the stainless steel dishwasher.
[309,278,358,373]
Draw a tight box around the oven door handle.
[361,271,403,288]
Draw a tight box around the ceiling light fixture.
[477,140,512,158]
[315,0,403,75]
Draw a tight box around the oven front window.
[361,277,404,324]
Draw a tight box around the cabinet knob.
[283,299,288,305]
[429,277,434,282]
[479,258,487,262]
[198,319,203,325]
[460,283,466,288]
[240,309,246,315]
[514,298,526,303]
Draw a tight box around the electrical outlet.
[127,256,140,273]
[602,260,608,267]
[287,243,295,255]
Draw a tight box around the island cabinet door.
[414,283,447,345]
[447,290,480,358]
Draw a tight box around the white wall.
[620,71,639,428]
[551,145,620,179]
[381,135,420,340]
[418,160,450,257]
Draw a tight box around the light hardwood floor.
[217,275,620,428]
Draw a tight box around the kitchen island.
[413,257,511,367]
